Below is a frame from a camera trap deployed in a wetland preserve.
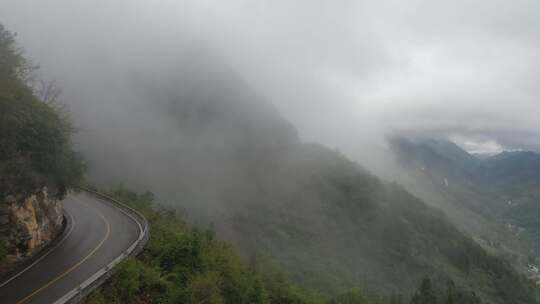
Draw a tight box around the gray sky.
[2,0,540,156]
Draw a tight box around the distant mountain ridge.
[389,137,483,182]
[390,137,540,192]
[390,136,540,257]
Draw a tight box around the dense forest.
[83,188,490,304]
[0,24,85,198]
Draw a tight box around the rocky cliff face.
[0,187,63,264]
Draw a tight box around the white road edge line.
[0,209,76,289]
[101,197,143,240]
[52,190,146,304]
[74,192,143,250]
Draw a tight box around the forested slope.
[77,48,540,303]
[390,137,540,264]
[0,24,84,198]
[0,24,85,267]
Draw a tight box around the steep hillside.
[0,24,84,270]
[77,50,540,302]
[0,24,85,199]
[485,152,540,257]
[84,188,328,304]
[389,137,540,262]
[85,188,522,304]
[484,151,540,190]
[388,137,503,216]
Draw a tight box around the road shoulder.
[0,209,73,288]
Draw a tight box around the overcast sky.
[2,0,540,156]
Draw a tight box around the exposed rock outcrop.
[0,187,63,265]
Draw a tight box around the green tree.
[84,291,107,304]
[113,259,141,301]
[444,281,455,304]
[327,289,369,304]
[390,294,404,304]
[410,277,437,304]
[188,271,224,304]
[0,23,85,198]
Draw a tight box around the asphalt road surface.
[0,192,141,304]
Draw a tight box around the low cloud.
[1,0,540,162]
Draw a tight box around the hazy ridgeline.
[64,48,537,301]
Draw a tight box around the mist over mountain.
[5,0,540,159]
[3,1,540,303]
[66,49,537,301]
[390,137,540,257]
[78,47,299,217]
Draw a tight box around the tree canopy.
[0,23,85,198]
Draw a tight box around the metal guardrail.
[53,188,150,304]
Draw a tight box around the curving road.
[0,192,141,304]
